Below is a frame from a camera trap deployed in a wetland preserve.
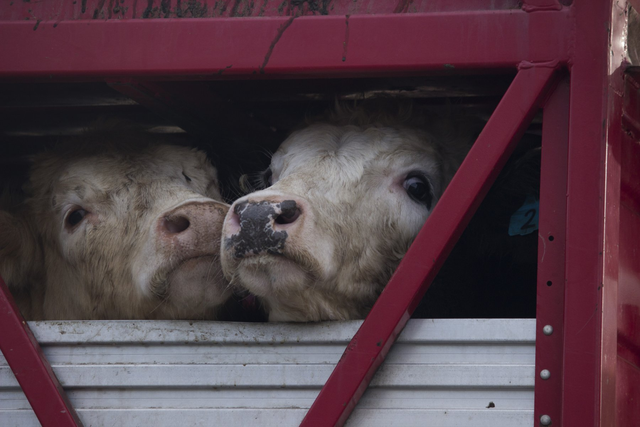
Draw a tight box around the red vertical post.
[301,65,560,427]
[561,1,625,426]
[534,77,569,424]
[599,2,625,423]
[617,71,640,427]
[0,276,82,427]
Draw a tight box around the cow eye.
[262,168,273,187]
[182,172,192,183]
[66,208,87,228]
[403,174,433,209]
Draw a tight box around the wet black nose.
[226,200,300,258]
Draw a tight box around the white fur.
[222,109,475,322]
[0,133,230,320]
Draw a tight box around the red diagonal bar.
[300,65,560,427]
[0,276,82,427]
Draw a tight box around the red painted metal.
[0,276,82,427]
[621,72,640,238]
[599,4,626,424]
[615,201,640,427]
[616,353,640,427]
[1,1,638,426]
[0,0,523,21]
[622,71,640,216]
[533,76,569,424]
[617,144,640,427]
[522,0,562,12]
[617,70,640,427]
[561,1,625,426]
[300,65,560,427]
[0,11,570,80]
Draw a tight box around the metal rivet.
[543,325,553,335]
[540,369,551,380]
[540,414,552,425]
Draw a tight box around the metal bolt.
[540,414,552,425]
[540,369,551,380]
[543,325,553,335]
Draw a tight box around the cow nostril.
[164,216,190,234]
[275,208,301,225]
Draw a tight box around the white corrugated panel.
[0,319,535,426]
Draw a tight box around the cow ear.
[0,209,41,291]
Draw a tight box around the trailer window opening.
[0,73,539,321]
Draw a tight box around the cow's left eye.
[66,208,87,228]
[182,172,192,183]
[403,174,433,209]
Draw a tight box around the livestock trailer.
[0,0,639,426]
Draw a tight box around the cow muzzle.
[158,200,229,252]
[149,199,231,311]
[223,198,303,259]
[221,192,337,297]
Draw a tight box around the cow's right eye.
[403,174,433,210]
[66,209,87,228]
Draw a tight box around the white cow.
[0,127,231,320]
[221,104,477,321]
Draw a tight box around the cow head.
[0,130,231,320]
[221,106,475,321]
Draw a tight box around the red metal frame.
[0,277,82,427]
[300,65,560,426]
[0,1,636,426]
[0,10,570,79]
[560,2,626,426]
[533,76,569,425]
[0,0,526,20]
[618,71,640,427]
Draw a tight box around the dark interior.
[0,72,539,319]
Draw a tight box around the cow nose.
[158,201,229,243]
[228,200,301,233]
[162,215,190,234]
[224,199,302,258]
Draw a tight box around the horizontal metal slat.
[0,343,534,366]
[0,408,534,427]
[0,388,534,411]
[21,318,535,344]
[0,363,533,389]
